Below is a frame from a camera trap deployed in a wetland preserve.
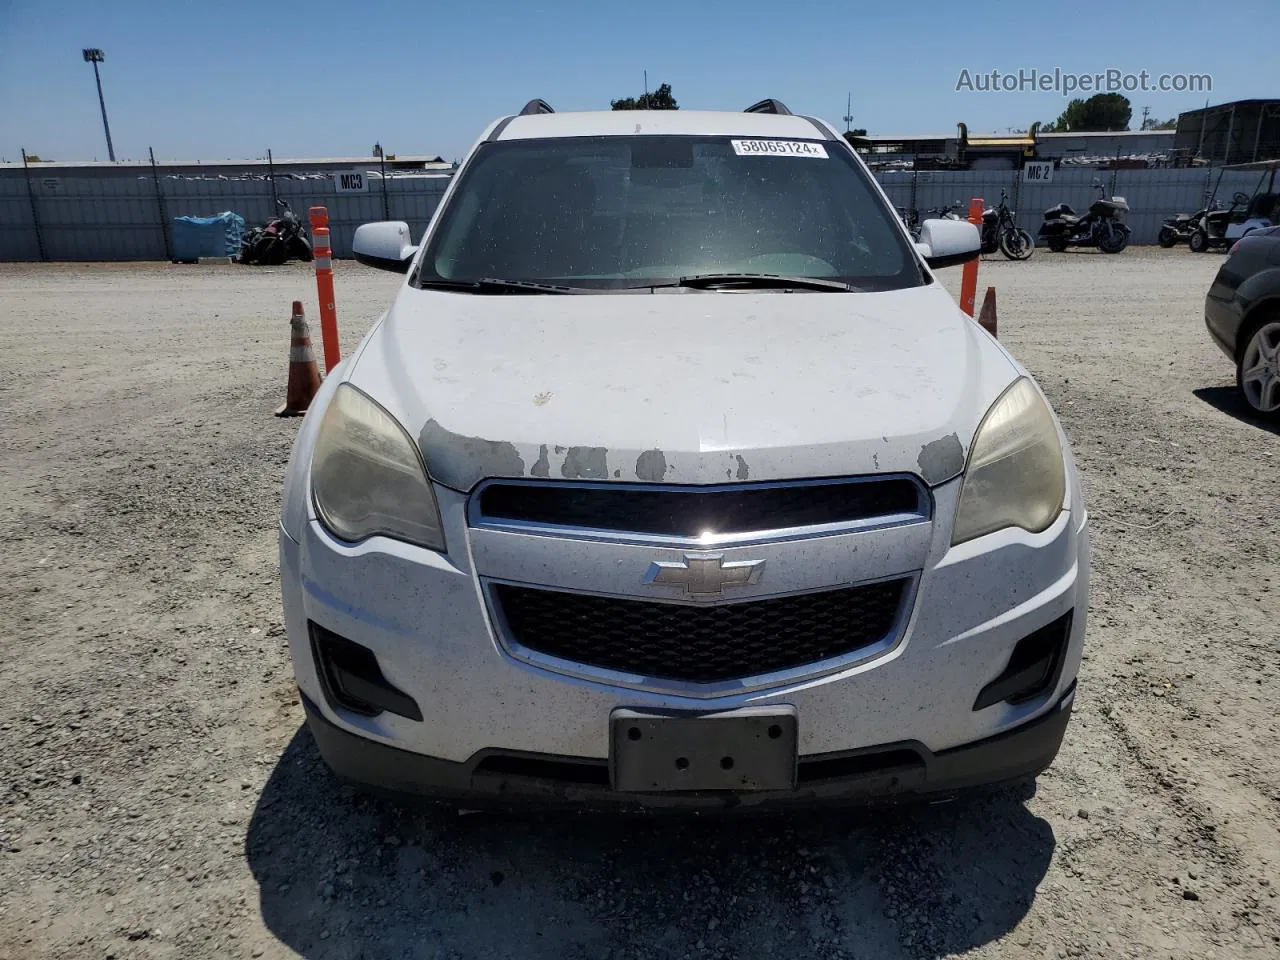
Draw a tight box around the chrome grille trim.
[468,475,932,548]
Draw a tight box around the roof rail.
[744,99,792,116]
[520,99,555,116]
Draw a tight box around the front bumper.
[1204,295,1242,361]
[280,468,1090,806]
[302,684,1075,809]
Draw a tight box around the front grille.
[475,477,925,538]
[492,580,907,683]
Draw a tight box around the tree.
[1048,94,1133,132]
[1151,117,1178,130]
[850,128,867,137]
[611,83,678,111]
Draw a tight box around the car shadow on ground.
[1194,386,1280,436]
[246,725,1056,960]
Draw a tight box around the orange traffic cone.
[275,301,322,417]
[977,286,998,339]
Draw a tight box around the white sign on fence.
[1022,161,1054,184]
[334,170,369,193]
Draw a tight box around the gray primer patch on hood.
[635,449,667,482]
[734,455,750,480]
[917,433,965,485]
[530,444,551,478]
[562,446,608,480]
[419,419,525,490]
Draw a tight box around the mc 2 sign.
[335,170,368,193]
[1023,161,1054,183]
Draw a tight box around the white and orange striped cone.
[977,286,998,339]
[274,300,323,417]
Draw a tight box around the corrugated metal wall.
[875,167,1266,246]
[0,172,452,262]
[0,164,1271,262]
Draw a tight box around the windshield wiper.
[419,277,587,294]
[648,273,856,292]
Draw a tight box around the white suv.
[278,98,1089,808]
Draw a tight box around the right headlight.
[951,378,1066,546]
[311,384,446,551]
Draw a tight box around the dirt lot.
[1,249,1277,960]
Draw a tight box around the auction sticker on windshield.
[731,140,829,158]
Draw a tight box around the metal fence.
[873,164,1267,247]
[0,157,1272,262]
[0,165,451,262]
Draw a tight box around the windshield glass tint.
[420,136,919,290]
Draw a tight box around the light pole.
[82,48,116,161]
[842,92,854,134]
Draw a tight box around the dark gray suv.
[1205,226,1280,419]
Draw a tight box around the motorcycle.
[900,205,964,241]
[1158,207,1206,248]
[1039,183,1130,254]
[896,206,920,240]
[981,190,1034,260]
[239,200,313,265]
[922,202,964,226]
[1189,191,1276,253]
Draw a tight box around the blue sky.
[1,0,1276,163]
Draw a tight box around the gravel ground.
[1,249,1278,960]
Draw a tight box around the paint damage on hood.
[349,284,1020,492]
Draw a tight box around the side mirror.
[352,221,418,273]
[917,219,980,269]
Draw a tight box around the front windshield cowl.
[417,135,921,294]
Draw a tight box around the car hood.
[348,284,1020,491]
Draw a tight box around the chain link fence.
[0,155,451,262]
[0,152,1271,262]
[874,163,1267,246]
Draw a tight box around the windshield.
[418,135,920,291]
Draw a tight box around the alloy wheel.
[1240,321,1280,414]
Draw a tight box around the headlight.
[311,384,446,551]
[951,378,1066,545]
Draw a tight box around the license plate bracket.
[610,707,798,792]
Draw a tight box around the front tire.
[287,235,314,262]
[1237,318,1280,420]
[1098,225,1129,254]
[1000,228,1035,260]
[1189,229,1209,253]
[254,236,288,266]
[1158,226,1177,248]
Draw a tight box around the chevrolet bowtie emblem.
[645,553,766,597]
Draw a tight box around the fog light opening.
[309,622,423,722]
[973,612,1073,712]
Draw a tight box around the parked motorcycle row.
[897,182,1136,259]
[237,200,314,265]
[898,190,1035,260]
[1158,191,1279,253]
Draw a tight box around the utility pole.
[1141,105,1151,131]
[842,92,854,133]
[82,48,116,161]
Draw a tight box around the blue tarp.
[170,211,245,261]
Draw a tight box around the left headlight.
[951,378,1066,546]
[311,384,446,551]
